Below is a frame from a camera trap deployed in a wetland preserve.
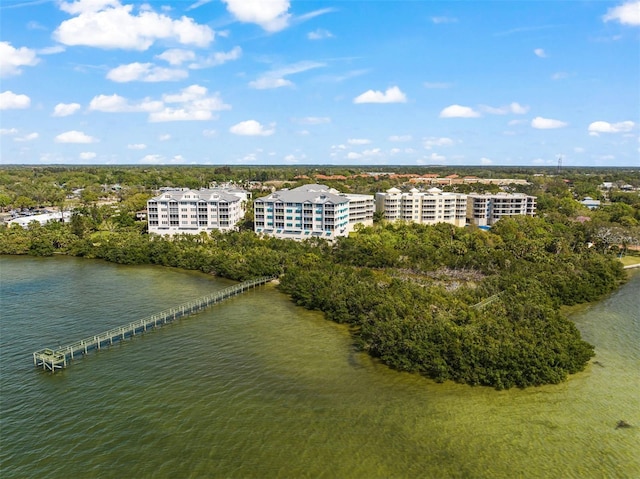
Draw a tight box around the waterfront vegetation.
[1,165,639,389]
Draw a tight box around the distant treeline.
[0,214,626,389]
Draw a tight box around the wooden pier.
[33,276,275,372]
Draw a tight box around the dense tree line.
[0,210,627,389]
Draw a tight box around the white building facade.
[254,184,374,240]
[147,188,248,236]
[375,187,468,227]
[466,193,537,226]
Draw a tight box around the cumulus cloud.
[89,85,229,122]
[55,130,98,143]
[348,138,371,145]
[14,132,39,142]
[439,104,480,118]
[107,62,187,82]
[89,93,162,112]
[158,133,171,141]
[223,0,291,32]
[53,102,82,117]
[229,120,275,136]
[480,157,493,165]
[307,28,333,40]
[531,116,567,129]
[353,86,407,104]
[346,152,362,160]
[54,0,214,50]
[127,143,147,150]
[0,128,18,135]
[0,41,39,77]
[156,48,196,66]
[79,151,97,160]
[588,120,635,136]
[150,84,230,122]
[188,46,242,69]
[534,48,547,58]
[0,91,31,110]
[603,1,640,26]
[249,61,324,89]
[389,135,413,142]
[480,102,529,115]
[424,137,454,149]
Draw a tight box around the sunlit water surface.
[1,256,638,478]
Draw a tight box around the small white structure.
[580,197,601,210]
[7,211,71,228]
[147,188,248,236]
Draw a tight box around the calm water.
[1,256,638,479]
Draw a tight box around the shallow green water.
[1,256,638,478]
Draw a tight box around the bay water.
[1,256,638,478]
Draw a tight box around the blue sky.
[1,0,639,166]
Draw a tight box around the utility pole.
[557,155,563,174]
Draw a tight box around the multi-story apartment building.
[147,188,248,236]
[254,184,374,240]
[466,193,536,226]
[375,187,468,227]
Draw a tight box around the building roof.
[151,188,244,203]
[256,184,348,205]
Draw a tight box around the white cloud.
[603,1,640,26]
[14,132,39,142]
[150,85,230,122]
[424,137,454,149]
[54,0,214,50]
[0,128,18,135]
[362,148,382,156]
[107,62,187,82]
[127,143,147,149]
[189,46,242,69]
[508,119,528,126]
[353,86,407,104]
[480,102,529,115]
[389,135,412,142]
[79,151,97,160]
[574,147,585,153]
[427,152,446,162]
[0,91,31,110]
[229,120,275,136]
[294,116,331,125]
[38,45,66,55]
[307,28,333,40]
[531,117,567,129]
[53,102,82,117]
[588,120,635,136]
[140,154,163,164]
[552,72,569,80]
[202,129,217,137]
[55,130,98,143]
[223,0,290,32]
[346,152,362,160]
[480,157,493,165]
[158,133,171,141]
[249,61,324,89]
[439,104,480,118]
[156,48,196,66]
[348,138,371,145]
[0,41,39,77]
[534,48,547,58]
[89,94,162,112]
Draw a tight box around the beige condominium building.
[466,192,537,226]
[147,188,248,236]
[254,184,374,240]
[375,187,468,227]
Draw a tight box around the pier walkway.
[33,276,275,373]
